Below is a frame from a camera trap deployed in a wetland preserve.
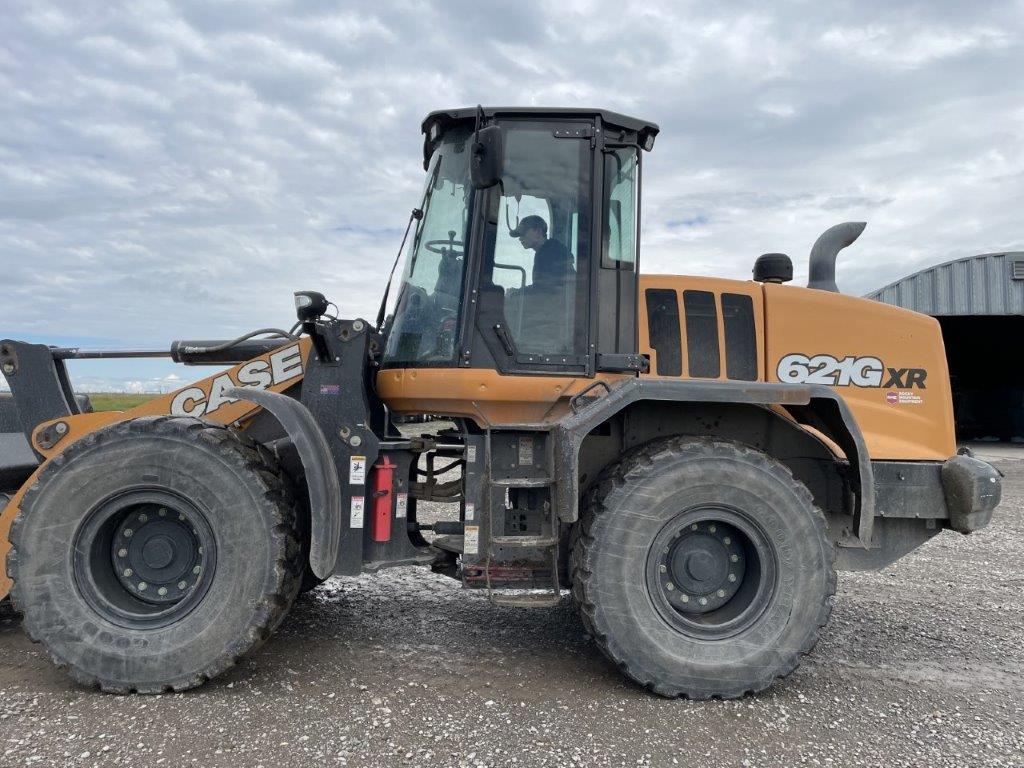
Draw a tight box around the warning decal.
[349,456,366,485]
[350,496,365,528]
[464,525,479,555]
[396,492,408,519]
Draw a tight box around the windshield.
[383,127,472,366]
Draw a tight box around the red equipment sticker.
[886,391,924,405]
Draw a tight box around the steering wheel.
[424,230,464,256]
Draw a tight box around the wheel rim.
[646,505,776,640]
[73,490,217,629]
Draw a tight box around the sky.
[2,0,1023,391]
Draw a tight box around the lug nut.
[138,513,148,523]
[730,554,739,563]
[177,581,188,590]
[117,548,128,558]
[680,594,690,603]
[138,582,148,591]
[699,597,708,605]
[666,582,674,591]
[709,525,717,533]
[157,587,168,596]
[728,573,737,582]
[717,589,726,598]
[123,528,133,538]
[723,537,731,545]
[659,564,667,573]
[159,508,167,516]
[192,566,201,575]
[123,568,133,577]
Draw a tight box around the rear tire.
[8,416,302,693]
[571,437,835,699]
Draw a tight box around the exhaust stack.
[807,221,866,293]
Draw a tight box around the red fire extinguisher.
[371,456,395,542]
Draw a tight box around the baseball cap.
[509,215,548,238]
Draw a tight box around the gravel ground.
[0,449,1021,767]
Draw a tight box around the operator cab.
[382,107,659,378]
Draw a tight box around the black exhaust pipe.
[807,221,866,293]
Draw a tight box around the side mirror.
[471,125,503,189]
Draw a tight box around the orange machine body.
[378,275,955,462]
[636,275,954,461]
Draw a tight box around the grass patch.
[86,393,155,412]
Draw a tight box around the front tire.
[571,437,835,699]
[8,416,302,693]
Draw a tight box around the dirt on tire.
[8,415,302,693]
[571,436,836,699]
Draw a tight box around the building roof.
[866,252,1024,316]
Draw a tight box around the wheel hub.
[658,521,746,614]
[142,536,174,569]
[682,548,718,582]
[111,505,204,604]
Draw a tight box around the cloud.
[819,24,1010,69]
[758,103,797,119]
[1,0,1023,392]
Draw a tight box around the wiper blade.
[374,206,423,332]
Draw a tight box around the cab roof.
[421,106,660,167]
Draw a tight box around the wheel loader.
[0,107,1002,698]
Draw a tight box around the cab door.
[468,119,596,377]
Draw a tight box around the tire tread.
[569,436,836,700]
[7,415,302,694]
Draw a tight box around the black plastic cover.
[941,455,1001,533]
[753,253,793,283]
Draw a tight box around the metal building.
[867,252,1024,442]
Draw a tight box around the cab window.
[478,122,592,361]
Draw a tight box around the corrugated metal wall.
[867,252,1024,316]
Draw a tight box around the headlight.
[293,291,328,322]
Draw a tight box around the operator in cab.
[505,213,577,355]
[509,215,575,289]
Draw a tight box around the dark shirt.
[531,239,574,288]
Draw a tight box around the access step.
[490,591,562,608]
[490,476,554,489]
[489,535,558,548]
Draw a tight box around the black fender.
[554,378,876,546]
[226,387,341,578]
